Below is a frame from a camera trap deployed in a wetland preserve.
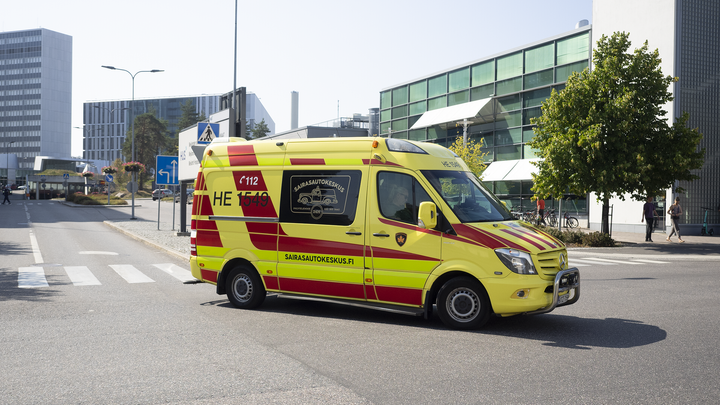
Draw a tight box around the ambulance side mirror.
[418,201,437,230]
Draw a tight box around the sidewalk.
[51,193,720,260]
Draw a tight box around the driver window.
[378,172,433,225]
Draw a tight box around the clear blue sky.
[3,0,592,157]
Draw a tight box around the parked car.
[152,189,173,201]
[175,188,194,204]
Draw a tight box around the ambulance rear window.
[385,139,428,154]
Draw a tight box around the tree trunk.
[601,196,610,234]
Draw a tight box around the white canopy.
[482,159,540,182]
[410,98,494,130]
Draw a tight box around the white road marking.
[153,263,196,283]
[109,265,155,283]
[585,258,644,265]
[631,259,671,264]
[568,258,617,265]
[568,262,591,267]
[79,251,119,255]
[18,267,49,288]
[29,231,44,264]
[65,266,102,286]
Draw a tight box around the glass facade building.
[379,26,591,212]
[82,92,274,163]
[1,28,72,184]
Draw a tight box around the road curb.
[103,220,188,262]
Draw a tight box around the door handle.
[345,231,362,235]
[373,233,390,237]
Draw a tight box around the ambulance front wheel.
[226,265,266,309]
[436,277,490,330]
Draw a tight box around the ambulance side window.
[279,170,361,226]
[378,172,433,225]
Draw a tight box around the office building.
[1,28,72,185]
[379,0,719,234]
[82,91,274,164]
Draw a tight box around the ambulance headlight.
[495,248,537,275]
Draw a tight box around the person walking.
[641,196,657,242]
[536,197,546,226]
[1,186,10,205]
[666,196,684,243]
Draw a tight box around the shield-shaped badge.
[395,232,407,247]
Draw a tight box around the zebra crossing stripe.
[568,258,617,265]
[18,267,49,288]
[567,262,591,267]
[631,259,671,264]
[109,264,155,283]
[153,263,196,282]
[65,266,102,286]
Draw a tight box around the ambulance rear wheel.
[226,266,266,309]
[436,277,490,330]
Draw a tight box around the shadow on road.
[202,295,666,350]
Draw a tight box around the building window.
[496,52,522,81]
[525,43,555,73]
[471,84,494,101]
[409,101,426,116]
[557,32,590,65]
[427,96,446,111]
[524,68,554,89]
[428,75,447,98]
[392,86,408,107]
[380,91,391,110]
[496,77,522,96]
[409,81,426,103]
[556,60,588,83]
[447,90,469,107]
[448,67,470,93]
[472,60,495,86]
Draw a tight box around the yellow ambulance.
[189,136,579,330]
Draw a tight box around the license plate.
[558,293,569,304]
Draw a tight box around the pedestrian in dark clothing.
[1,186,10,205]
[641,196,656,242]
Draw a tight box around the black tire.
[567,217,579,228]
[226,265,266,309]
[436,277,491,330]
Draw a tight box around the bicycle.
[545,209,558,227]
[562,211,579,228]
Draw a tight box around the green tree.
[168,100,207,156]
[122,111,170,190]
[247,118,270,140]
[448,136,488,179]
[528,32,704,234]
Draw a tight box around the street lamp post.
[101,66,164,220]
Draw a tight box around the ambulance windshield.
[422,170,513,223]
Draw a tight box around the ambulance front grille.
[536,250,566,275]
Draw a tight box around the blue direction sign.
[105,174,114,183]
[156,155,179,185]
[197,123,219,144]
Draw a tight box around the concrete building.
[1,28,72,185]
[379,0,719,235]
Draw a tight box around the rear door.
[366,168,442,307]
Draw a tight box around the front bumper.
[524,268,580,315]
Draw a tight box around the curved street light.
[101,66,164,220]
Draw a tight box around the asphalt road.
[1,197,720,404]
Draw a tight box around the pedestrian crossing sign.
[197,123,219,144]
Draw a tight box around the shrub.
[582,231,616,247]
[564,229,585,245]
